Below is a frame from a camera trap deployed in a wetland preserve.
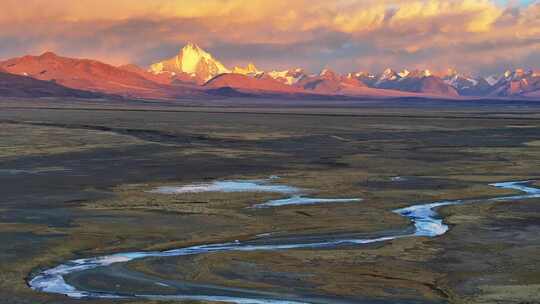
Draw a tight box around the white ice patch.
[490,180,540,194]
[149,177,362,210]
[488,181,540,202]
[149,180,301,195]
[394,201,461,237]
[255,196,362,208]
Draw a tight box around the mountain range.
[1,43,539,100]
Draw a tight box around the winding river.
[28,180,540,304]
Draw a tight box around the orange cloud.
[0,0,538,75]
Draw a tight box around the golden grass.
[0,123,145,158]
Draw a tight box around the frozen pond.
[150,177,362,208]
[149,180,301,195]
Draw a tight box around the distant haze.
[0,0,539,76]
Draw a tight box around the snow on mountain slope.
[149,43,230,83]
[232,63,262,76]
[485,69,540,97]
[296,69,368,94]
[372,69,458,97]
[267,68,306,85]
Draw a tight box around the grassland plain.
[1,98,540,304]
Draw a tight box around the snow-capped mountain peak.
[405,69,433,79]
[444,74,479,88]
[180,43,226,75]
[380,68,398,81]
[382,68,395,75]
[320,69,334,77]
[354,71,370,77]
[267,68,306,85]
[233,63,262,76]
[398,69,410,78]
[149,42,230,83]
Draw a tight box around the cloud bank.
[1,0,538,75]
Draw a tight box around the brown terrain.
[0,52,205,99]
[0,70,102,98]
